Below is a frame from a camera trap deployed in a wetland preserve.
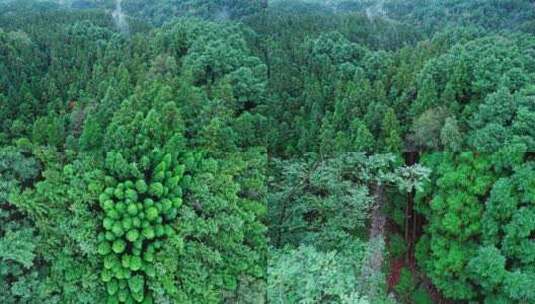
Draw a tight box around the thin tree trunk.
[404,151,418,267]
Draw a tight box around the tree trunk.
[404,151,418,268]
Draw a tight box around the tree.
[319,115,337,156]
[471,87,516,130]
[412,78,438,118]
[3,2,535,303]
[79,113,103,151]
[415,152,497,300]
[468,85,535,151]
[382,108,402,153]
[474,160,535,303]
[351,119,375,153]
[268,245,373,304]
[440,117,463,151]
[411,107,449,150]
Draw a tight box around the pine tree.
[351,119,375,153]
[440,117,463,151]
[412,78,438,118]
[382,108,402,153]
[79,114,103,151]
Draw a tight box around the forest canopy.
[0,0,534,303]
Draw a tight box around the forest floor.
[385,216,454,304]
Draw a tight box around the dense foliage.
[0,4,267,303]
[1,0,534,303]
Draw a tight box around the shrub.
[412,286,433,304]
[388,234,407,259]
[394,267,416,303]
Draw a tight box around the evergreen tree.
[440,117,463,151]
[351,119,375,153]
[382,107,402,153]
[79,114,103,151]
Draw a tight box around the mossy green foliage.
[415,149,535,302]
[0,11,268,302]
[98,152,184,303]
[388,234,407,259]
[412,286,433,304]
[268,152,428,303]
[415,152,497,300]
[394,268,416,303]
[471,157,535,303]
[1,1,535,304]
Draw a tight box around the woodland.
[0,0,534,303]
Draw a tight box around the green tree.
[79,113,103,151]
[415,152,497,300]
[473,158,535,303]
[411,107,449,150]
[382,108,402,153]
[440,117,463,151]
[351,119,375,153]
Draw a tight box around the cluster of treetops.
[0,0,533,303]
